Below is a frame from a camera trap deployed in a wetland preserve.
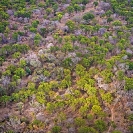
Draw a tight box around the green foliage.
[112,130,122,133]
[67,6,74,14]
[0,10,9,20]
[66,20,76,32]
[128,61,133,70]
[40,28,47,37]
[112,20,122,26]
[29,27,37,33]
[75,64,86,77]
[84,84,97,96]
[12,32,18,41]
[62,57,73,68]
[91,105,102,115]
[125,77,133,90]
[93,1,98,7]
[107,17,113,23]
[52,126,61,133]
[74,117,86,127]
[15,9,31,18]
[78,126,98,133]
[32,119,44,128]
[12,52,21,59]
[32,20,39,28]
[117,70,124,81]
[14,68,26,77]
[101,69,113,83]
[94,119,107,133]
[74,4,81,12]
[101,92,113,103]
[0,0,133,132]
[83,12,95,22]
[61,42,73,53]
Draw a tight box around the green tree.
[40,28,47,37]
[14,68,26,78]
[32,20,39,28]
[84,84,97,96]
[101,92,113,103]
[125,77,133,90]
[12,32,18,41]
[62,42,73,53]
[112,20,122,26]
[74,117,86,127]
[74,4,81,13]
[93,1,98,8]
[94,119,107,133]
[0,95,10,106]
[67,6,74,15]
[91,105,102,115]
[66,20,76,32]
[75,64,86,77]
[52,126,61,133]
[83,13,95,22]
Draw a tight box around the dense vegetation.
[0,0,133,132]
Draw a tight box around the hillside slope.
[0,0,133,132]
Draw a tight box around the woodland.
[0,0,133,132]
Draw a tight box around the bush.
[83,12,95,22]
[128,61,133,70]
[125,77,133,90]
[52,126,61,133]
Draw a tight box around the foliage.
[83,12,95,22]
[125,77,133,90]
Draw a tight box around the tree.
[75,64,86,77]
[107,17,113,23]
[78,126,89,133]
[106,10,113,17]
[0,57,4,66]
[19,59,26,68]
[66,20,76,32]
[40,28,47,37]
[82,0,88,5]
[32,20,39,28]
[62,42,73,53]
[0,95,10,106]
[46,8,52,15]
[93,1,98,8]
[74,4,81,13]
[57,13,63,22]
[91,105,102,115]
[94,119,107,133]
[46,102,56,113]
[38,82,51,93]
[78,126,98,133]
[62,58,73,68]
[125,77,133,90]
[12,52,21,59]
[84,84,97,96]
[128,61,133,70]
[112,20,122,26]
[101,92,113,103]
[52,126,61,133]
[74,117,86,127]
[16,102,24,115]
[117,70,124,81]
[79,105,88,116]
[53,4,58,12]
[12,32,18,41]
[67,6,74,15]
[83,13,95,22]
[14,68,26,78]
[112,130,122,133]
